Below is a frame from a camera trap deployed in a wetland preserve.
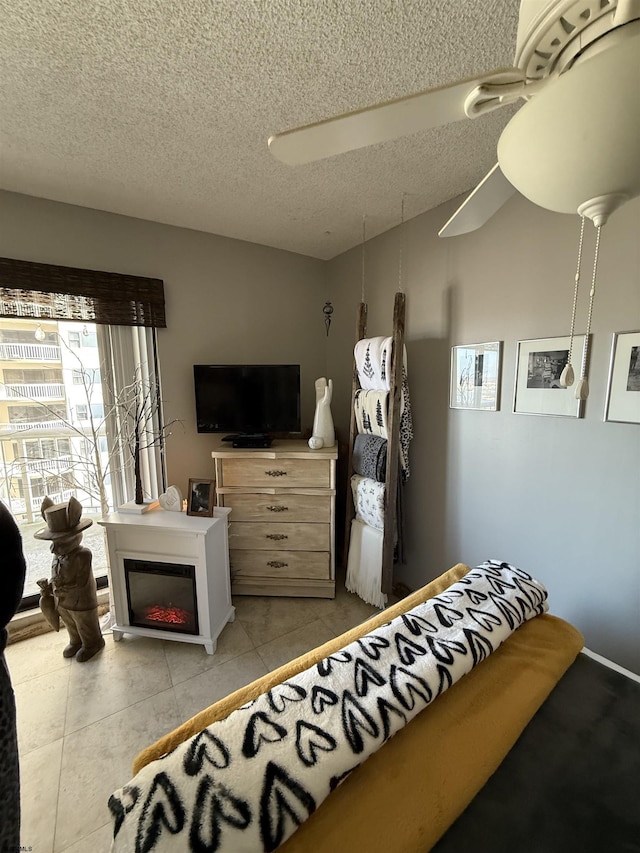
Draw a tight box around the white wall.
[327,193,640,673]
[0,191,328,494]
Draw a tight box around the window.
[8,404,66,423]
[0,329,57,344]
[41,439,56,458]
[31,479,46,498]
[25,441,40,459]
[0,257,166,611]
[4,368,63,384]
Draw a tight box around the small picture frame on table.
[186,478,215,517]
[604,330,640,424]
[450,341,502,411]
[513,335,587,418]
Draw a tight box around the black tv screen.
[194,364,301,435]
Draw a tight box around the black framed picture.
[186,478,215,517]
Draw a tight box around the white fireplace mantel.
[99,506,234,654]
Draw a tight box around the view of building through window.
[0,317,111,602]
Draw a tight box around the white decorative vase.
[311,377,335,448]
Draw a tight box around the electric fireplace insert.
[123,558,199,636]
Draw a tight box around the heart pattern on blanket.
[137,773,185,852]
[183,730,230,776]
[357,635,390,660]
[267,683,307,714]
[110,560,549,853]
[260,762,316,850]
[310,686,339,715]
[354,658,387,697]
[191,776,251,851]
[242,713,288,759]
[317,651,352,677]
[401,613,438,636]
[395,634,428,666]
[295,721,337,767]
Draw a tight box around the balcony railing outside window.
[0,342,61,361]
[0,383,65,400]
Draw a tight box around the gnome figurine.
[34,496,105,662]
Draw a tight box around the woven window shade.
[0,257,166,328]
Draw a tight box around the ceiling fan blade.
[269,69,523,165]
[438,164,516,238]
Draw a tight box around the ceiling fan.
[268,0,640,237]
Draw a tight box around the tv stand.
[231,434,272,449]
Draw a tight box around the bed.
[109,562,640,853]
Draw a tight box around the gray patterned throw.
[109,561,548,853]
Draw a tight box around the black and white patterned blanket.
[109,561,547,853]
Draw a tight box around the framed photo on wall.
[604,330,640,424]
[186,478,215,517]
[450,341,502,411]
[513,335,587,418]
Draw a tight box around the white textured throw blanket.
[345,519,386,609]
[354,335,396,390]
[109,562,547,853]
[351,475,385,531]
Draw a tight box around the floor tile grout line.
[51,661,72,853]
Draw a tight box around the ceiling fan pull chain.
[575,224,601,401]
[560,215,585,388]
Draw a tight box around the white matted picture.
[186,478,215,517]
[604,331,640,424]
[450,341,502,411]
[513,335,587,418]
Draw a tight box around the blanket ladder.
[343,291,406,597]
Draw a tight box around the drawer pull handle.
[267,560,288,569]
[266,505,288,512]
[266,533,288,541]
[265,469,287,477]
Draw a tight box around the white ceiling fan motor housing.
[498,18,640,223]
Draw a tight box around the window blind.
[0,257,166,328]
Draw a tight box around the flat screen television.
[193,364,301,442]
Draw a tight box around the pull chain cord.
[575,224,601,400]
[361,214,367,304]
[398,193,406,293]
[560,216,585,387]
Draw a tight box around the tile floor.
[6,580,381,853]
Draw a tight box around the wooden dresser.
[211,439,337,598]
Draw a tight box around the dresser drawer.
[220,457,331,488]
[228,521,329,551]
[221,493,330,523]
[230,549,330,580]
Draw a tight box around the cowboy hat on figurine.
[34,495,92,541]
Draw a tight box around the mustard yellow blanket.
[131,564,583,852]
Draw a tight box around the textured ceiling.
[0,0,521,259]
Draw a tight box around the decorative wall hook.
[323,301,334,336]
